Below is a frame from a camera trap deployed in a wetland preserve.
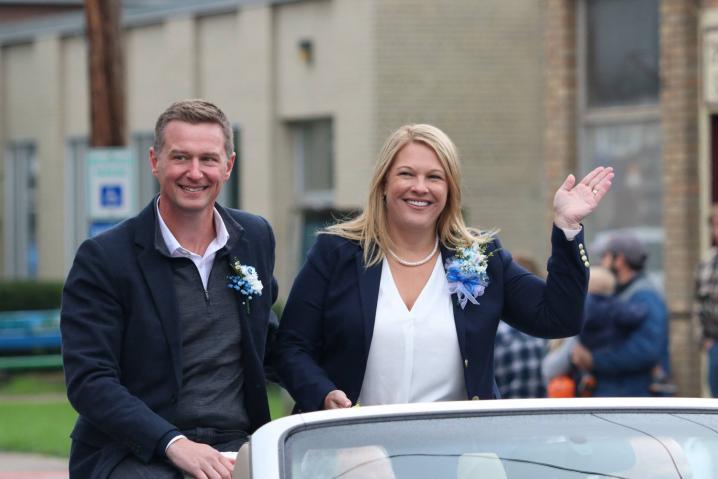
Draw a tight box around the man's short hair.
[154,99,234,158]
[604,232,648,271]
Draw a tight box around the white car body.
[235,397,718,478]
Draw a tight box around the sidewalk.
[0,452,67,479]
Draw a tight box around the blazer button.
[581,255,588,262]
[583,261,590,267]
[578,243,584,249]
[464,359,469,368]
[471,395,480,401]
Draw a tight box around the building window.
[290,119,338,257]
[4,142,38,278]
[293,119,334,205]
[132,132,159,207]
[579,0,663,287]
[585,0,659,108]
[216,126,240,209]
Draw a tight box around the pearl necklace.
[387,237,439,267]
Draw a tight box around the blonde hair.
[324,124,492,267]
[588,266,616,296]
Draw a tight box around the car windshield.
[284,411,718,479]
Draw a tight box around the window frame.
[577,0,664,289]
[3,141,38,278]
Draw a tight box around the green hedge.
[0,281,64,311]
[0,281,280,313]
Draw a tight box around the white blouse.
[358,255,467,405]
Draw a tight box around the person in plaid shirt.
[494,321,548,398]
[694,204,718,397]
[493,254,548,398]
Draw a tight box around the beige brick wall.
[34,36,65,280]
[61,36,90,138]
[543,0,703,396]
[661,0,701,396]
[544,0,577,231]
[375,0,549,261]
[0,45,5,275]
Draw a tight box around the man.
[493,322,548,398]
[693,204,718,397]
[493,254,548,398]
[571,232,669,396]
[61,99,277,478]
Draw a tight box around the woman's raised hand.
[553,166,614,230]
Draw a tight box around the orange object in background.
[547,375,576,398]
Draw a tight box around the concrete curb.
[0,452,67,478]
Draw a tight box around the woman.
[276,124,613,412]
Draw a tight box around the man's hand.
[571,342,594,371]
[166,437,235,479]
[324,389,352,409]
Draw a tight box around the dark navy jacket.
[276,226,588,412]
[580,293,647,351]
[61,200,277,478]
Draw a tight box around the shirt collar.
[155,197,229,257]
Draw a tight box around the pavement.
[0,452,68,479]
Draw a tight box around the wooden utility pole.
[84,0,125,147]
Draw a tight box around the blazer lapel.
[135,202,183,388]
[356,251,382,357]
[221,209,261,357]
[442,245,467,359]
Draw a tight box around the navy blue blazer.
[276,226,588,412]
[61,199,277,478]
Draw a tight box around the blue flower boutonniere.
[445,241,494,309]
[227,258,263,313]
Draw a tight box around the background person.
[576,266,646,396]
[693,203,718,397]
[61,99,278,478]
[571,232,670,396]
[493,254,548,398]
[275,123,613,412]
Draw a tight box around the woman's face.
[383,141,448,236]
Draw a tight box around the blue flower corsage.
[445,241,493,309]
[227,258,263,313]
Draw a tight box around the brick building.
[545,0,718,396]
[1,0,712,395]
[0,0,548,298]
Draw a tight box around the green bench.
[0,309,62,372]
[0,354,63,371]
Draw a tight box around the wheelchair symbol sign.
[100,185,123,208]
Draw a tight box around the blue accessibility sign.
[100,184,123,208]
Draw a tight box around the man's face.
[150,120,234,219]
[601,252,618,277]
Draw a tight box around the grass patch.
[0,373,294,458]
[0,371,66,395]
[0,400,76,457]
[268,383,293,420]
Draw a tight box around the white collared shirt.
[155,199,229,290]
[358,255,467,405]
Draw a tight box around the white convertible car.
[233,398,718,479]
